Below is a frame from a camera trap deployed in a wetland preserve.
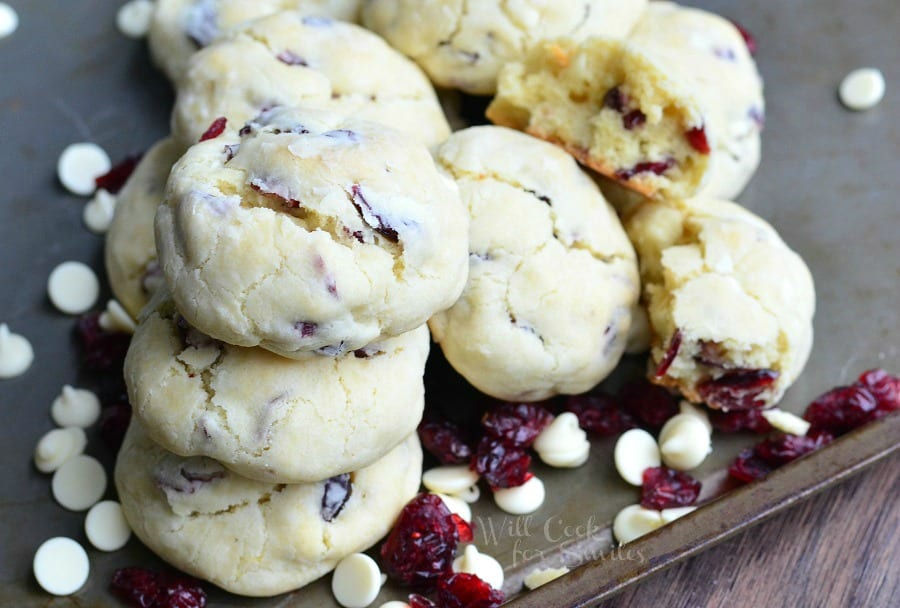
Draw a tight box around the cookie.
[115,421,422,597]
[105,137,184,319]
[362,0,647,95]
[148,0,362,83]
[487,1,764,200]
[156,106,469,358]
[126,292,429,483]
[430,126,639,401]
[624,197,815,410]
[171,12,450,149]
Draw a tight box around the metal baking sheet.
[1,0,898,606]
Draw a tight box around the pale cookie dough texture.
[106,138,184,319]
[624,197,815,410]
[156,106,469,358]
[487,1,764,200]
[148,0,362,83]
[363,0,647,95]
[431,126,639,401]
[115,422,422,597]
[126,293,429,483]
[171,12,450,149]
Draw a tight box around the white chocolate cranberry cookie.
[430,126,639,401]
[171,12,450,149]
[156,106,468,358]
[126,292,428,483]
[148,0,363,83]
[487,1,764,200]
[105,138,184,319]
[116,421,422,597]
[362,0,647,95]
[624,197,815,410]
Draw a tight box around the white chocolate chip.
[614,429,661,486]
[99,299,136,334]
[625,304,652,354]
[116,0,155,38]
[83,189,118,234]
[377,603,410,608]
[33,537,90,596]
[51,455,107,511]
[452,544,504,590]
[456,484,481,503]
[658,414,712,471]
[523,566,570,590]
[493,476,545,515]
[57,142,111,196]
[51,385,101,428]
[762,408,811,436]
[331,553,383,608]
[660,505,697,524]
[47,261,100,315]
[839,68,886,111]
[84,500,132,551]
[613,504,664,544]
[0,3,18,39]
[678,400,712,433]
[0,323,34,378]
[422,465,479,496]
[533,412,590,468]
[34,427,87,473]
[432,493,471,523]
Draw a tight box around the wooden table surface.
[599,453,899,607]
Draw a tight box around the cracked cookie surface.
[105,137,185,319]
[149,0,363,83]
[430,126,639,401]
[126,292,428,482]
[487,1,764,200]
[171,11,450,149]
[624,197,815,410]
[362,0,647,95]
[156,106,468,358]
[115,421,422,596]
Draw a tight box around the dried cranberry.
[472,435,532,489]
[95,154,141,194]
[732,20,757,56]
[603,87,626,112]
[418,419,472,465]
[754,432,833,467]
[728,447,771,482]
[351,184,399,242]
[100,402,132,451]
[615,158,676,181]
[697,369,779,410]
[803,384,878,436]
[654,329,683,377]
[436,573,505,608]
[321,473,352,522]
[685,126,711,154]
[623,109,646,130]
[564,393,636,436]
[408,595,437,608]
[708,408,773,434]
[276,50,308,66]
[640,467,701,510]
[451,513,474,543]
[76,313,131,372]
[380,494,461,586]
[156,573,207,608]
[481,402,553,448]
[112,567,160,608]
[199,117,227,142]
[857,368,900,414]
[694,340,730,368]
[618,379,678,430]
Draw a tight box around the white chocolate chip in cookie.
[34,427,87,473]
[839,68,886,111]
[533,413,590,468]
[658,414,712,471]
[33,537,90,596]
[493,475,545,515]
[51,385,101,428]
[614,429,661,486]
[452,544,504,590]
[58,143,110,196]
[762,408,811,436]
[47,261,100,315]
[331,553,383,608]
[0,323,34,379]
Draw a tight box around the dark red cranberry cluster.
[95,154,141,194]
[640,466,702,510]
[111,567,207,608]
